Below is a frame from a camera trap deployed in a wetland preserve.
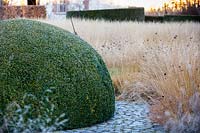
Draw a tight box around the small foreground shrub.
[0,89,68,133]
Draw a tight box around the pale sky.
[9,0,171,10]
[100,0,169,10]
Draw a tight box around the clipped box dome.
[0,19,115,130]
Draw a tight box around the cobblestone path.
[62,101,165,133]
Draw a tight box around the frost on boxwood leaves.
[0,19,115,130]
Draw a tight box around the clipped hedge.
[164,15,200,22]
[145,16,164,22]
[0,19,115,130]
[145,15,200,22]
[67,8,145,21]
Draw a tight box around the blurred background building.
[0,0,113,12]
[0,0,199,15]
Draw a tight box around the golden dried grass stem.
[39,18,200,125]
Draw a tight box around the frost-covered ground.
[63,101,164,133]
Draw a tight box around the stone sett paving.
[61,101,165,133]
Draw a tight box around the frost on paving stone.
[65,101,165,133]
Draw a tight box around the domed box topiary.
[0,19,115,130]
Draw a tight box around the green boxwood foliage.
[67,8,145,21]
[0,19,115,130]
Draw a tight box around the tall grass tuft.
[38,18,200,131]
[141,42,200,131]
[164,92,200,132]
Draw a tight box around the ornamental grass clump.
[0,19,115,130]
[43,19,200,132]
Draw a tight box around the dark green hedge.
[67,8,145,21]
[164,15,200,22]
[145,16,164,22]
[145,15,200,22]
[0,19,115,130]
